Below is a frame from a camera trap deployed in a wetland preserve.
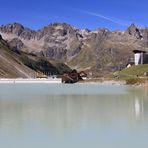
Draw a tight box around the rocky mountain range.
[1,22,148,77]
[0,34,71,78]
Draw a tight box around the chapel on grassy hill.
[127,50,148,68]
[133,50,148,65]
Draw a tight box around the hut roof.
[133,50,146,53]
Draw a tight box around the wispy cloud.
[76,9,144,28]
[80,10,131,26]
[67,7,138,27]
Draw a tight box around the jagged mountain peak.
[3,22,24,28]
[38,22,75,32]
[127,23,140,33]
[48,22,74,28]
[0,22,24,34]
[125,23,142,39]
[128,23,137,28]
[0,23,36,40]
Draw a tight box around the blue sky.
[0,0,147,30]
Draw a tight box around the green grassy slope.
[118,64,148,76]
[113,64,148,84]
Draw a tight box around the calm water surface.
[0,84,148,148]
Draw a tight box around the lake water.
[0,83,148,148]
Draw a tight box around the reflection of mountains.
[0,91,148,133]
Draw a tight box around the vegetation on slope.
[116,64,148,84]
[118,64,148,77]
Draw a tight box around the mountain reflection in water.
[0,84,148,148]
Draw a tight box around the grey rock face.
[0,23,24,36]
[140,28,148,44]
[125,24,142,39]
[0,23,36,40]
[9,38,25,50]
[37,47,67,61]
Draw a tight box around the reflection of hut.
[133,50,146,65]
[134,97,144,119]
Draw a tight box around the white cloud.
[83,10,130,26]
[74,9,134,27]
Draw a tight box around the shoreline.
[0,78,147,87]
[79,78,148,87]
[0,78,125,85]
[78,79,126,85]
[0,78,62,84]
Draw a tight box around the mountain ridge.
[1,22,148,77]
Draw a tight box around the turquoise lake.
[0,83,148,148]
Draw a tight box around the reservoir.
[0,84,148,148]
